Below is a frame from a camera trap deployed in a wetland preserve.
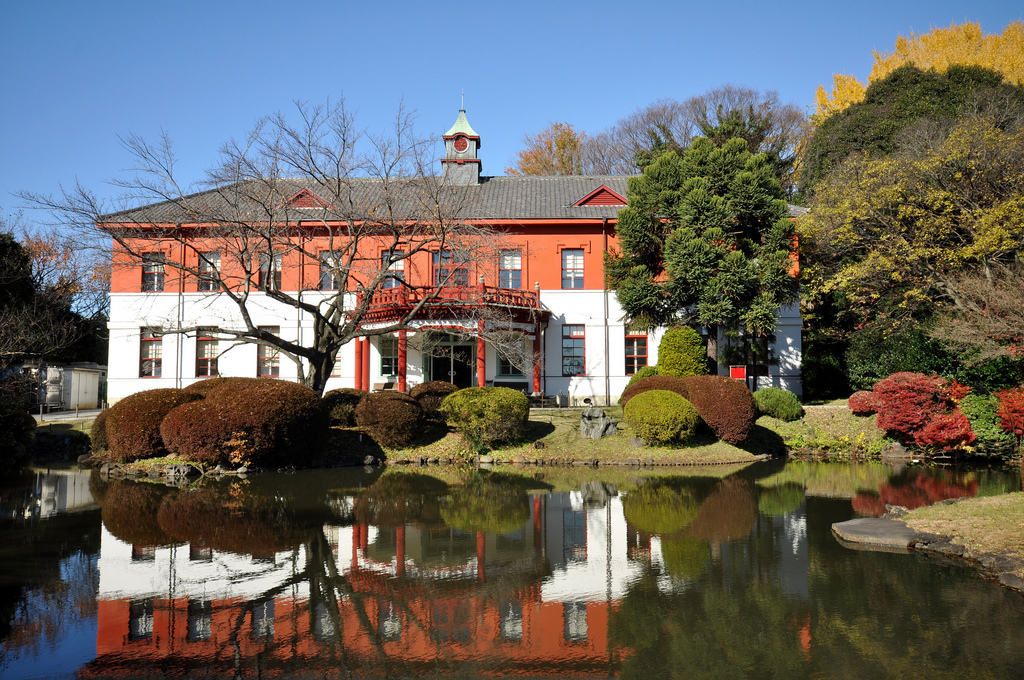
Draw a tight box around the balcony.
[356,284,546,325]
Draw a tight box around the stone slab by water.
[832,518,917,551]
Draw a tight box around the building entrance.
[426,336,475,388]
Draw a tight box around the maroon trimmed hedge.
[679,375,756,444]
[104,389,204,462]
[620,375,690,408]
[355,392,424,448]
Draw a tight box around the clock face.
[454,137,469,153]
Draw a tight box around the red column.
[397,330,407,392]
[532,324,542,394]
[476,321,486,388]
[360,522,369,552]
[396,525,406,578]
[351,524,360,570]
[476,531,486,582]
[361,338,371,391]
[354,339,363,390]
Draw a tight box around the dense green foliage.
[620,375,689,408]
[845,323,951,391]
[626,365,659,386]
[440,473,530,535]
[757,484,805,517]
[621,483,698,534]
[680,375,757,444]
[960,394,1018,458]
[623,390,700,444]
[161,379,326,467]
[753,387,804,421]
[657,327,709,378]
[440,387,530,449]
[606,136,799,371]
[0,374,36,473]
[321,387,368,426]
[802,64,1024,194]
[354,391,424,448]
[104,389,203,463]
[409,380,459,414]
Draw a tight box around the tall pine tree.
[606,137,798,372]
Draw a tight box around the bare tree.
[22,99,514,394]
[930,264,1024,363]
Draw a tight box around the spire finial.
[461,90,464,110]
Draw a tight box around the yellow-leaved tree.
[504,121,586,176]
[813,21,1024,124]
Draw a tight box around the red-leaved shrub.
[104,389,205,462]
[321,388,368,426]
[355,392,424,448]
[872,372,978,449]
[942,379,972,404]
[161,378,326,468]
[914,409,976,449]
[620,375,689,408]
[91,409,109,454]
[679,375,756,444]
[848,390,877,416]
[995,387,1024,438]
[409,380,459,414]
[183,377,240,396]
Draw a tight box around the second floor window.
[198,252,220,292]
[196,336,218,377]
[140,329,162,377]
[142,254,165,292]
[434,250,469,287]
[381,250,404,289]
[319,251,343,291]
[499,249,522,289]
[561,249,584,289]
[258,253,282,291]
[257,326,280,377]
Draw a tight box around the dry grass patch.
[905,493,1024,571]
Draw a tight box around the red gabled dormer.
[573,185,627,207]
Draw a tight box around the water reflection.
[1,461,1022,679]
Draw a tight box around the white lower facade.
[107,290,802,405]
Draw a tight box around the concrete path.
[31,408,102,423]
[832,518,918,552]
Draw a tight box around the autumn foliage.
[680,375,757,444]
[848,390,877,416]
[871,372,976,450]
[504,122,585,176]
[995,387,1024,438]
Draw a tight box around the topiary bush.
[657,327,709,378]
[752,387,803,421]
[626,365,659,386]
[160,378,326,468]
[620,375,689,408]
[98,480,177,547]
[621,483,698,534]
[680,375,756,444]
[183,377,240,396]
[104,389,204,463]
[848,390,877,416]
[440,387,530,450]
[90,409,109,454]
[409,380,459,414]
[321,387,368,426]
[623,390,700,445]
[440,474,530,535]
[354,391,424,448]
[960,394,1017,457]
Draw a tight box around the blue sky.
[1,0,1021,219]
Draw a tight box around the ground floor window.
[562,325,585,376]
[380,336,398,376]
[196,336,218,377]
[257,326,280,377]
[140,329,162,377]
[625,331,647,375]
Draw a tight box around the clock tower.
[441,108,481,185]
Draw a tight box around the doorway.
[428,340,475,388]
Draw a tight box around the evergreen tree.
[606,137,799,372]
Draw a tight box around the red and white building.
[102,109,802,403]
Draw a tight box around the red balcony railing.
[356,284,543,324]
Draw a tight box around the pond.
[1,460,1022,679]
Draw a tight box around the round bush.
[355,391,424,448]
[620,375,689,408]
[657,327,709,378]
[872,372,947,443]
[753,387,803,421]
[183,377,239,396]
[626,365,659,387]
[680,375,756,444]
[409,380,459,414]
[439,387,530,448]
[621,484,698,535]
[623,390,700,444]
[104,389,204,463]
[321,387,368,426]
[757,484,805,517]
[161,378,327,468]
[90,409,109,454]
[440,475,530,535]
[661,538,710,579]
[959,394,1017,457]
[848,390,877,416]
[99,480,177,547]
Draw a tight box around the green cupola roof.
[444,109,479,138]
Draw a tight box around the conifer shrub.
[409,380,459,414]
[355,391,424,448]
[160,378,326,468]
[440,387,530,449]
[960,394,1018,457]
[657,327,709,378]
[680,375,757,444]
[848,390,877,416]
[619,375,689,408]
[752,387,803,421]
[626,365,659,386]
[104,389,204,462]
[623,390,700,444]
[321,388,368,426]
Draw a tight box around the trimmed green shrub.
[753,387,803,421]
[960,394,1017,458]
[440,387,530,449]
[757,484,805,517]
[680,375,756,444]
[626,365,659,387]
[355,391,424,448]
[409,380,459,414]
[104,389,204,463]
[621,484,698,534]
[657,327,708,378]
[440,474,530,535]
[161,378,326,468]
[624,390,700,444]
[620,375,689,408]
[321,388,368,426]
